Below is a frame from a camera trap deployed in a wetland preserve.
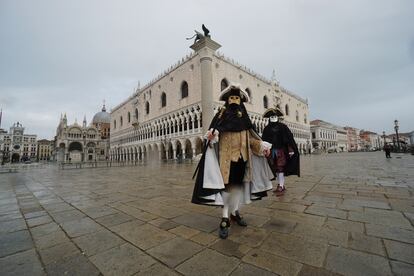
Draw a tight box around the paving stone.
[305,205,347,219]
[261,232,328,267]
[366,223,414,244]
[134,263,180,275]
[60,217,103,238]
[147,237,203,268]
[176,248,240,276]
[0,211,23,222]
[169,225,200,238]
[82,205,118,218]
[190,231,218,246]
[42,202,75,213]
[242,249,302,276]
[50,209,86,224]
[230,263,277,276]
[111,222,175,250]
[389,199,414,213]
[38,241,79,265]
[113,204,159,221]
[90,243,156,276]
[349,209,412,229]
[73,229,125,256]
[403,212,414,225]
[95,212,134,227]
[390,260,414,276]
[34,230,70,250]
[325,246,392,276]
[0,230,33,258]
[348,232,386,256]
[172,213,219,232]
[292,223,348,246]
[384,239,414,264]
[304,195,342,205]
[323,217,364,233]
[23,210,47,219]
[241,213,269,227]
[30,222,60,238]
[26,215,53,227]
[0,249,44,276]
[0,219,27,233]
[148,217,179,230]
[45,253,100,276]
[228,226,268,248]
[298,265,342,276]
[269,202,307,213]
[262,217,297,234]
[342,198,390,209]
[210,239,248,259]
[271,210,326,226]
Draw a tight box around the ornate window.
[128,112,131,123]
[120,116,123,127]
[145,101,150,114]
[285,104,290,116]
[296,111,299,122]
[161,92,167,107]
[181,81,188,99]
[221,78,228,91]
[263,96,268,109]
[135,108,138,120]
[304,114,307,124]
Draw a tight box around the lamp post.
[394,120,400,152]
[382,131,386,148]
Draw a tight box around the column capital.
[190,37,221,53]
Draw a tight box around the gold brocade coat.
[218,129,262,184]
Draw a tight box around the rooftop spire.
[102,100,106,112]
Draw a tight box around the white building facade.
[310,120,338,152]
[0,122,37,163]
[110,36,311,162]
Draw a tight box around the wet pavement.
[0,152,413,275]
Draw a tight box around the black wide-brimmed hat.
[263,107,284,118]
[219,83,250,103]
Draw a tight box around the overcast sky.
[1,0,413,139]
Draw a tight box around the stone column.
[190,37,221,134]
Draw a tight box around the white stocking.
[230,187,242,216]
[277,173,285,188]
[221,191,231,218]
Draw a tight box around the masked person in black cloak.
[262,107,300,196]
[191,84,273,239]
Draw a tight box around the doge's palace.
[110,35,311,162]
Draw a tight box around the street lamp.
[394,120,400,152]
[382,131,386,148]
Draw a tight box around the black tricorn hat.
[219,83,250,103]
[263,107,284,118]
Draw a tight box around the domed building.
[92,104,110,139]
[54,104,111,162]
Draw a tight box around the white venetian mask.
[269,115,278,122]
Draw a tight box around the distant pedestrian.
[384,143,391,158]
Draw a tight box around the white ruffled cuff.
[261,141,272,152]
[204,129,220,144]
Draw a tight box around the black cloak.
[261,122,300,177]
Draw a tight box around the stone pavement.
[0,152,413,276]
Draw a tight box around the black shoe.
[230,210,247,227]
[219,218,230,239]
